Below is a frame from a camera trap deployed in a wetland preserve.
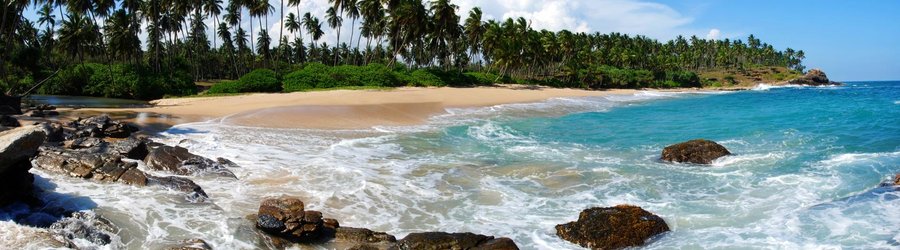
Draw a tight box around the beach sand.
[85,86,654,129]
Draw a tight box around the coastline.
[83,85,726,130]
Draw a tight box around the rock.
[38,122,65,142]
[147,176,209,203]
[0,94,21,115]
[661,139,731,164]
[49,211,118,247]
[64,137,106,149]
[0,126,46,169]
[0,115,19,127]
[395,232,518,250]
[555,205,669,250]
[108,137,150,160]
[0,126,46,205]
[145,144,236,178]
[35,104,56,111]
[167,239,213,250]
[255,197,339,243]
[33,147,206,202]
[788,69,841,86]
[895,173,900,186]
[69,115,139,139]
[335,227,397,244]
[26,110,46,117]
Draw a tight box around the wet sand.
[80,86,712,129]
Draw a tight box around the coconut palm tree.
[325,6,342,65]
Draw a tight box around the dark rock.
[49,211,118,247]
[895,173,900,186]
[118,167,149,186]
[555,205,669,250]
[0,115,19,127]
[68,115,139,139]
[38,122,65,142]
[27,110,46,117]
[788,69,841,86]
[216,157,241,168]
[147,176,209,202]
[167,239,213,250]
[661,139,731,164]
[396,232,518,250]
[0,94,21,115]
[0,126,46,205]
[255,197,339,243]
[145,144,236,178]
[108,137,150,160]
[336,227,396,244]
[36,104,57,111]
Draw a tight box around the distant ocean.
[25,82,900,248]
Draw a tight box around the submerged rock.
[395,232,519,250]
[556,205,669,250]
[49,211,118,248]
[788,69,841,86]
[147,176,209,202]
[661,139,731,164]
[0,126,47,205]
[167,238,213,250]
[145,144,237,178]
[334,227,397,249]
[255,197,339,243]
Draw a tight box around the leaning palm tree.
[203,0,224,48]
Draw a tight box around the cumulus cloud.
[706,28,721,40]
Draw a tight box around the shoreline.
[80,85,730,130]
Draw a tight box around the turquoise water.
[13,82,898,249]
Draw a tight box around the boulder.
[395,232,519,250]
[0,115,19,127]
[147,176,209,203]
[167,239,213,250]
[0,126,47,205]
[555,205,669,250]
[64,137,106,149]
[107,137,150,160]
[38,122,65,143]
[895,173,900,186]
[49,211,118,248]
[145,144,237,178]
[334,227,397,249]
[0,94,22,115]
[255,197,339,243]
[788,69,841,86]
[661,139,731,164]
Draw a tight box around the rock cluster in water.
[555,205,670,250]
[253,196,520,249]
[788,69,841,86]
[661,139,731,164]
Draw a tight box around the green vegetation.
[699,66,803,87]
[1,0,806,99]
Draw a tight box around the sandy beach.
[87,86,647,129]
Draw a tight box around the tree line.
[0,0,806,98]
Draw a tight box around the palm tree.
[325,6,342,65]
[285,13,300,37]
[203,0,224,48]
[58,12,97,66]
[429,0,460,69]
[463,7,483,67]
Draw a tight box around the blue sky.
[655,0,900,81]
[22,0,900,81]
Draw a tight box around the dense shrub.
[464,72,501,85]
[39,63,196,100]
[238,69,281,92]
[405,69,446,87]
[205,81,243,94]
[283,63,399,92]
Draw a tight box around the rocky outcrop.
[167,239,213,250]
[0,126,47,205]
[49,211,118,248]
[67,115,139,139]
[556,205,669,250]
[334,227,398,249]
[145,144,237,178]
[661,139,731,164]
[395,232,519,250]
[255,197,340,243]
[895,173,900,186]
[788,69,841,86]
[33,147,208,202]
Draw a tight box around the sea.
[4,81,899,249]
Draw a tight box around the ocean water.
[5,82,900,249]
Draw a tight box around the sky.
[23,0,900,81]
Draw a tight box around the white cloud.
[706,28,721,40]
